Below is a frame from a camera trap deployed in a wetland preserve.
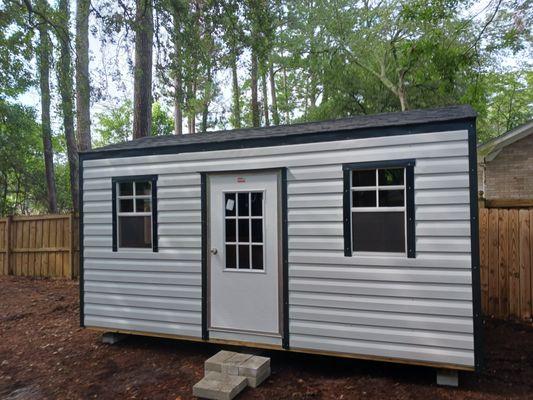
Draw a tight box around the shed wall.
[82,129,474,367]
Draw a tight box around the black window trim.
[112,174,158,252]
[343,159,415,258]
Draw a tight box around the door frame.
[200,167,289,349]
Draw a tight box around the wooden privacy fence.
[0,214,79,279]
[479,208,533,321]
[0,210,532,320]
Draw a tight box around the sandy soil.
[1,276,532,400]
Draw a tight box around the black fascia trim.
[79,155,85,327]
[467,120,484,372]
[281,167,289,349]
[342,159,416,258]
[111,175,159,252]
[200,172,209,340]
[80,119,473,161]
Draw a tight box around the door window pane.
[225,193,236,216]
[379,168,404,186]
[224,190,265,271]
[251,245,263,269]
[238,219,249,242]
[352,170,375,187]
[226,245,236,268]
[352,212,405,253]
[353,191,376,207]
[119,216,152,248]
[238,245,250,269]
[379,190,404,207]
[251,219,263,243]
[119,199,134,212]
[251,192,263,216]
[225,219,236,242]
[238,193,249,216]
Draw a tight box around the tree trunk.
[283,67,290,123]
[37,0,58,214]
[262,70,269,126]
[173,73,183,135]
[251,51,260,127]
[269,65,279,125]
[173,11,183,135]
[133,0,154,139]
[57,0,79,212]
[231,50,241,128]
[201,66,212,133]
[75,0,91,150]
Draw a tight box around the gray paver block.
[193,371,247,400]
[245,366,271,388]
[205,351,238,373]
[221,353,253,375]
[436,369,459,387]
[238,356,270,378]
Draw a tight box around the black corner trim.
[200,172,209,341]
[406,165,416,258]
[342,159,416,258]
[281,168,289,349]
[343,168,351,257]
[467,121,484,372]
[111,175,159,252]
[79,155,85,328]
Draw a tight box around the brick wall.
[479,134,533,200]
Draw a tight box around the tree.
[94,100,173,147]
[133,0,154,138]
[36,0,58,213]
[56,0,79,212]
[75,0,91,151]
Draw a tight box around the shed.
[477,120,533,208]
[79,105,482,373]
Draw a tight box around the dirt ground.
[1,277,532,400]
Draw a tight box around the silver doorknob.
[210,248,218,255]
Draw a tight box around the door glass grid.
[224,191,264,270]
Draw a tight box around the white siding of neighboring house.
[82,129,474,368]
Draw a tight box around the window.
[343,160,415,257]
[224,191,264,270]
[112,175,158,251]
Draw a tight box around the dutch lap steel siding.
[82,129,474,368]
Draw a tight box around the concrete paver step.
[192,371,248,400]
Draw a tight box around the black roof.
[83,105,476,157]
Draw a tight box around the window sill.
[351,251,407,258]
[115,247,154,253]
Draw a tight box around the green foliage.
[0,100,70,215]
[94,100,173,148]
[0,2,35,98]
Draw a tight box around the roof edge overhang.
[477,120,533,163]
[80,114,476,161]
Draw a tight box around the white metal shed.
[79,105,482,372]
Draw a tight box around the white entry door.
[208,171,281,344]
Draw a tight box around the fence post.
[69,213,74,279]
[5,216,12,275]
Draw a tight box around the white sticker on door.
[225,198,235,211]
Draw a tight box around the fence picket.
[519,210,531,320]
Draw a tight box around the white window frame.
[351,168,407,257]
[116,180,153,251]
[222,190,266,273]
